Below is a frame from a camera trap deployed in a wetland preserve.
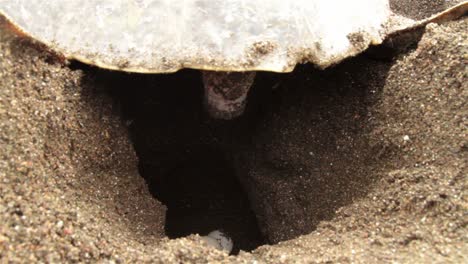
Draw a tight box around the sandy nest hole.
[0,10,467,264]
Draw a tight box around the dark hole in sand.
[73,45,395,252]
[145,147,265,254]
[82,68,268,253]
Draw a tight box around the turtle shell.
[0,0,391,73]
[0,0,466,73]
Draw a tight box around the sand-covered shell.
[1,0,465,74]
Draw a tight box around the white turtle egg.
[201,230,233,254]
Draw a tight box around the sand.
[0,4,467,264]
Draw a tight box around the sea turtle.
[1,0,466,119]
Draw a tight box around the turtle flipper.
[202,71,256,120]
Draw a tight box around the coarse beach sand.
[0,1,466,263]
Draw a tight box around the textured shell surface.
[0,0,391,73]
